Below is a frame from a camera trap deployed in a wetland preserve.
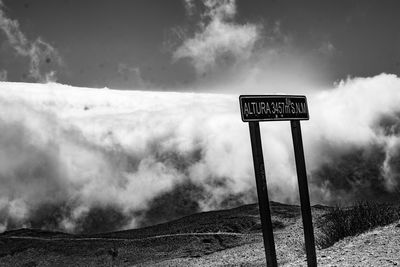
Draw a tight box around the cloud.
[0,1,62,82]
[304,74,400,202]
[0,82,253,232]
[1,73,400,232]
[183,0,196,16]
[202,0,236,20]
[171,1,330,94]
[174,0,260,74]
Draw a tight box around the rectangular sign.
[239,95,309,122]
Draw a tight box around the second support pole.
[290,120,317,267]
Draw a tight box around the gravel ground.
[141,216,400,266]
[2,206,399,266]
[290,222,400,267]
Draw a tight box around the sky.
[1,0,400,233]
[0,0,400,90]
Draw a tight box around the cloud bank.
[0,73,400,233]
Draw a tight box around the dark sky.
[1,0,400,90]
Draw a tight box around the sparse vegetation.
[108,244,118,266]
[317,202,400,248]
[0,202,299,266]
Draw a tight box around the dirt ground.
[1,204,399,266]
[143,216,400,266]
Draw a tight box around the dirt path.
[4,232,246,243]
[136,216,308,266]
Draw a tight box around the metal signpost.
[239,95,317,267]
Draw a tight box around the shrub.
[317,202,400,248]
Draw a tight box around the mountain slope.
[0,201,304,266]
[5,201,396,266]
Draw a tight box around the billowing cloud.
[0,73,400,232]
[174,0,260,74]
[305,74,400,202]
[0,82,253,232]
[0,1,62,82]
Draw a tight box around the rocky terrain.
[0,202,398,266]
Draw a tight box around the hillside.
[0,202,398,266]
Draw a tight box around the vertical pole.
[290,120,317,267]
[248,122,277,267]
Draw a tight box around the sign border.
[239,95,310,122]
